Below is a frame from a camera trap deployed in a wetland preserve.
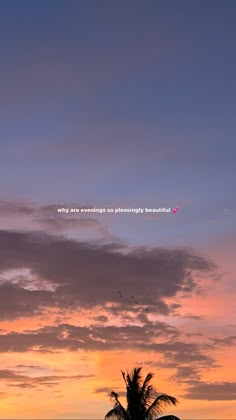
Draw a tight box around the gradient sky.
[0,1,236,419]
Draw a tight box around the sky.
[0,0,236,418]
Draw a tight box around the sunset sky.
[0,1,236,418]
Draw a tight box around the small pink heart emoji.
[172,207,179,213]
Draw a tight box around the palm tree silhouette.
[105,367,179,420]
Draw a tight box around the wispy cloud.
[184,381,236,400]
[0,368,94,389]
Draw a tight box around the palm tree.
[105,367,179,420]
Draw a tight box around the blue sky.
[1,1,236,247]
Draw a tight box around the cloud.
[15,364,46,369]
[182,314,203,320]
[93,387,126,397]
[0,199,36,216]
[184,381,236,400]
[0,199,105,234]
[0,229,216,321]
[0,228,223,381]
[0,369,94,389]
[0,322,219,383]
[0,283,55,320]
[141,342,215,366]
[211,336,236,347]
[93,315,109,323]
[35,216,101,231]
[175,366,201,381]
[0,321,179,353]
[93,386,111,394]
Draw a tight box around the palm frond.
[142,384,156,408]
[105,407,127,420]
[142,372,154,393]
[104,391,127,420]
[145,393,178,418]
